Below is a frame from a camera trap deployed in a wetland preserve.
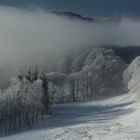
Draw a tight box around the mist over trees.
[0,6,140,138]
[46,47,126,103]
[0,7,140,88]
[0,46,138,135]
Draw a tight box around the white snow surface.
[1,93,140,140]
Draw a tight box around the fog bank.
[0,7,140,86]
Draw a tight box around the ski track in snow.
[1,93,140,140]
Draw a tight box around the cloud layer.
[0,7,140,87]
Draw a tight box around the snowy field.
[1,93,140,140]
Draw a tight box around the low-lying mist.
[0,6,140,87]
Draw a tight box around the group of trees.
[0,67,51,135]
[47,48,126,103]
[0,47,127,135]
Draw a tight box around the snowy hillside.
[0,2,140,140]
[1,93,140,140]
[1,48,140,140]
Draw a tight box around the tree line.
[0,47,126,135]
[0,67,51,135]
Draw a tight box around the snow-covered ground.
[1,93,140,140]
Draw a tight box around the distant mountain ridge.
[53,11,121,23]
[53,11,95,22]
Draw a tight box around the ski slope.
[1,93,140,140]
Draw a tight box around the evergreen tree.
[40,72,51,114]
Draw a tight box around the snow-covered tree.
[46,72,66,103]
[0,77,44,134]
[123,56,140,100]
[70,48,126,99]
[0,66,52,135]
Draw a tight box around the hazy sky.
[0,0,140,17]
